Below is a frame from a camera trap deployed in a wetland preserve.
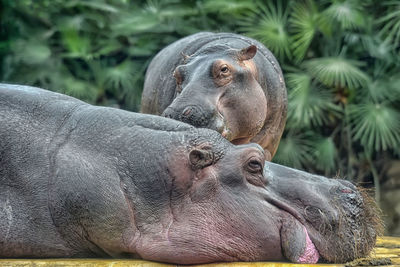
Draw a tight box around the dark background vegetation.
[1,0,399,235]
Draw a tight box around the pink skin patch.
[297,226,320,263]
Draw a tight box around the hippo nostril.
[341,188,353,194]
[332,186,356,196]
[182,107,192,117]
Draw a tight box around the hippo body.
[141,32,287,160]
[0,84,380,264]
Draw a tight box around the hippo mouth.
[263,193,320,263]
[295,226,320,263]
[264,185,382,264]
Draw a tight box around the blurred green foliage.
[1,0,399,200]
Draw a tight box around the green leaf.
[15,40,51,65]
[146,0,198,19]
[362,78,398,102]
[344,33,395,61]
[239,1,291,60]
[111,11,162,35]
[103,60,137,95]
[273,131,314,169]
[304,57,370,89]
[313,137,338,174]
[286,72,342,128]
[376,1,400,47]
[66,0,119,13]
[92,40,123,57]
[350,102,400,151]
[203,0,255,16]
[387,76,400,101]
[322,0,366,30]
[289,0,318,62]
[58,17,92,58]
[61,30,91,58]
[57,15,85,31]
[127,37,159,57]
[62,77,98,103]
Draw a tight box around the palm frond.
[146,0,198,18]
[376,1,400,47]
[350,102,400,151]
[62,76,98,103]
[361,79,398,102]
[312,137,338,174]
[61,30,91,58]
[315,8,334,37]
[344,33,395,62]
[322,0,366,30]
[92,39,123,58]
[111,9,164,36]
[238,1,291,60]
[65,0,119,13]
[203,0,256,16]
[126,37,160,57]
[12,39,51,65]
[386,75,400,101]
[58,16,91,58]
[286,72,342,128]
[57,15,85,32]
[289,0,318,62]
[273,131,314,169]
[303,57,370,89]
[4,56,62,87]
[103,60,137,94]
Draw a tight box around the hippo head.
[162,45,271,158]
[131,132,382,264]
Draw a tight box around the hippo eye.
[220,65,229,74]
[247,159,262,173]
[245,158,266,187]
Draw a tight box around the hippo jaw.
[302,188,382,263]
[135,183,379,264]
[264,163,383,263]
[266,190,381,264]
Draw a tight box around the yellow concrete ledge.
[0,236,399,267]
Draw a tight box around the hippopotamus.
[0,84,381,264]
[141,32,287,161]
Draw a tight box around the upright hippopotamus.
[1,84,381,264]
[141,32,287,161]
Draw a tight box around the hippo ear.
[238,45,257,61]
[189,148,214,170]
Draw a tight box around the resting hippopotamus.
[0,84,381,264]
[141,32,287,161]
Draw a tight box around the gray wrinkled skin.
[0,84,380,264]
[141,32,287,160]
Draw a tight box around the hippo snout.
[162,105,210,127]
[161,106,176,119]
[313,184,381,263]
[265,162,383,263]
[162,104,227,135]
